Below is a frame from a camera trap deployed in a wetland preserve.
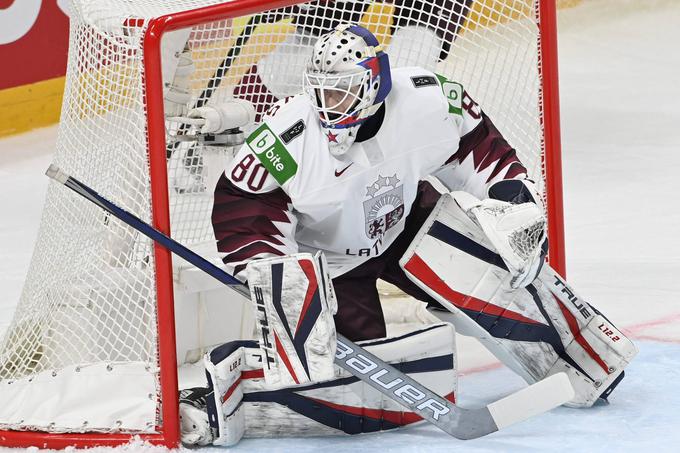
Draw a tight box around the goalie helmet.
[303,24,392,156]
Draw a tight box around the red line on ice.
[623,312,680,334]
[623,312,680,344]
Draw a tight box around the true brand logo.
[253,286,276,369]
[553,276,591,319]
[247,124,298,185]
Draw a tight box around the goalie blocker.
[400,191,638,407]
[246,252,338,387]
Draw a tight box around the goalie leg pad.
[399,192,638,407]
[246,252,338,388]
[199,323,456,444]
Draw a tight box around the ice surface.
[0,0,679,451]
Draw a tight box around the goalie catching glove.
[458,179,548,289]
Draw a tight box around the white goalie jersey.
[213,67,529,280]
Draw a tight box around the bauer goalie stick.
[46,164,574,440]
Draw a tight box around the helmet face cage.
[303,24,391,156]
[303,69,372,126]
[303,24,390,131]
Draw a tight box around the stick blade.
[487,372,574,430]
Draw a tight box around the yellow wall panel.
[0,77,65,137]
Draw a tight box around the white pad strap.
[246,252,338,387]
[400,192,637,407]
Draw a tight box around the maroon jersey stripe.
[217,233,285,253]
[213,215,289,238]
[448,113,527,182]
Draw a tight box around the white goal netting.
[0,0,553,436]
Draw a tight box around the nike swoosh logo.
[334,163,353,177]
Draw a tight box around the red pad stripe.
[221,378,241,403]
[554,294,611,374]
[275,332,300,384]
[222,369,265,403]
[307,392,455,426]
[242,369,264,380]
[296,259,319,335]
[404,254,541,325]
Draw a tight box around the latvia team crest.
[363,174,404,239]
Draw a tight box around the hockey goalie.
[173,23,638,446]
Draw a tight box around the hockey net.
[0,0,563,448]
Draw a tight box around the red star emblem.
[326,131,338,143]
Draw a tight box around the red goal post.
[0,0,564,448]
[538,0,566,277]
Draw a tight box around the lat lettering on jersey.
[346,237,383,257]
[247,123,298,185]
[435,73,463,116]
